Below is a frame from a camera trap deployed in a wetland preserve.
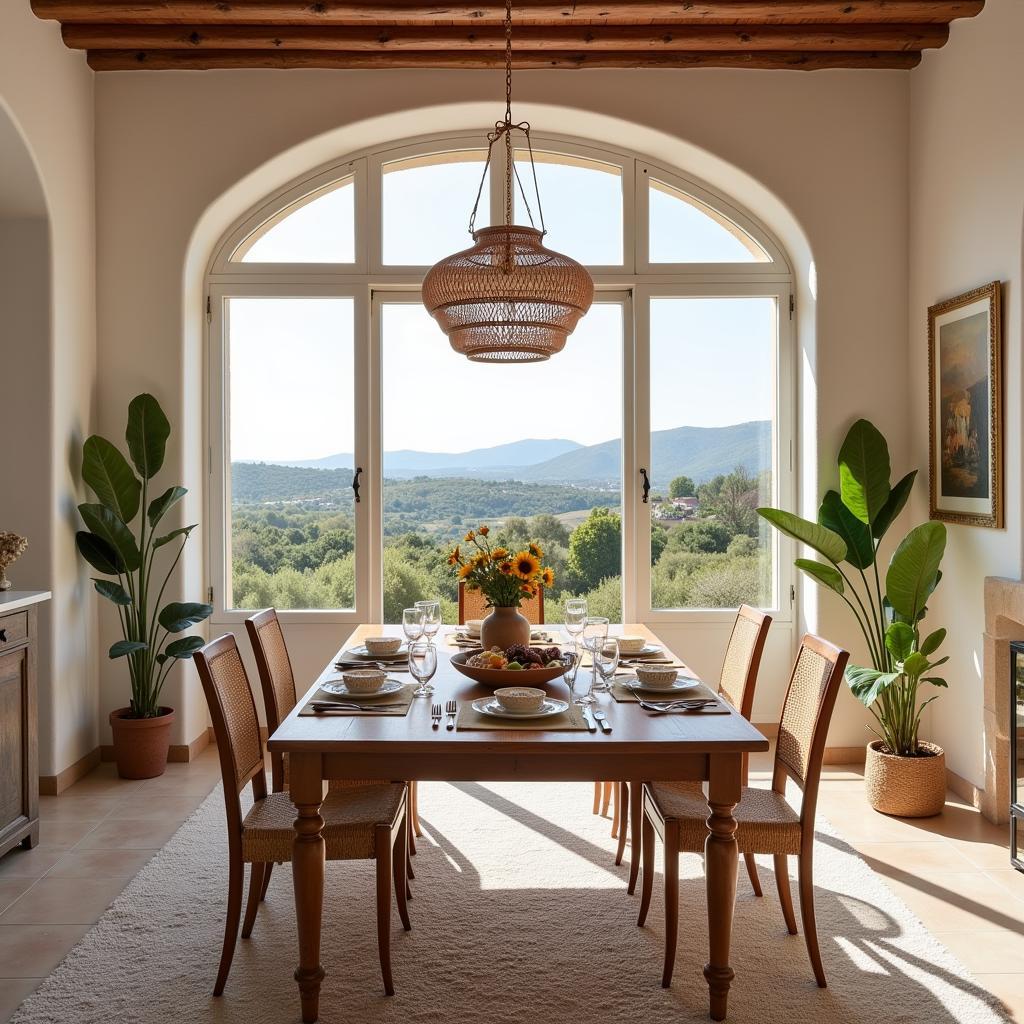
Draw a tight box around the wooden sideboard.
[0,591,48,860]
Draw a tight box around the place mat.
[610,677,730,713]
[299,682,417,717]
[456,701,590,732]
[446,631,556,648]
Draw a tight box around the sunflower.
[521,582,538,597]
[458,562,474,580]
[498,560,514,575]
[513,550,541,580]
[490,546,509,561]
[541,566,555,588]
[528,542,544,559]
[447,545,461,566]
[472,552,489,567]
[464,530,476,543]
[478,524,490,536]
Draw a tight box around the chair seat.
[647,782,802,856]
[242,784,405,863]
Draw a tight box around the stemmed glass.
[592,637,620,693]
[564,598,588,657]
[415,599,442,646]
[402,606,426,647]
[563,646,593,706]
[408,641,437,699]
[582,616,609,694]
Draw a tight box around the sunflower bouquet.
[448,524,554,608]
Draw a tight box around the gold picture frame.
[928,281,1002,528]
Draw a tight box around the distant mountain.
[275,438,582,477]
[518,421,771,487]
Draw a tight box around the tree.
[669,475,696,499]
[567,507,621,592]
[528,513,570,548]
[671,519,731,554]
[651,524,669,564]
[698,466,760,538]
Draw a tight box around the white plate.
[625,675,701,694]
[347,644,408,659]
[471,696,569,720]
[618,644,663,659]
[321,679,404,699]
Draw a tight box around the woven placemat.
[456,700,589,732]
[299,682,417,717]
[610,677,729,713]
[446,631,558,649]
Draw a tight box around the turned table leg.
[290,753,326,1024]
[704,753,741,1022]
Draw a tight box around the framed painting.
[928,281,1002,528]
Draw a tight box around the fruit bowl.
[450,650,570,689]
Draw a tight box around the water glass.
[592,638,620,693]
[564,598,588,641]
[415,599,442,645]
[563,647,594,705]
[583,616,609,692]
[402,606,426,644]
[408,641,437,698]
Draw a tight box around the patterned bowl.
[494,687,546,713]
[634,664,679,689]
[616,635,647,655]
[341,668,388,694]
[364,636,402,657]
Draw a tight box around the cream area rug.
[11,781,1011,1024]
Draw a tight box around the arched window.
[206,132,794,627]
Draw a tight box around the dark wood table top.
[268,623,769,757]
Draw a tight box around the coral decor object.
[0,532,28,591]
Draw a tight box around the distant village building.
[653,495,699,521]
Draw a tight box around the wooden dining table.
[268,623,768,1023]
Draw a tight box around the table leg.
[704,753,742,1022]
[290,753,326,1023]
[627,778,642,894]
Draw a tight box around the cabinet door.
[0,647,28,833]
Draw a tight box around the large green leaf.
[147,485,187,528]
[846,665,899,707]
[76,531,124,575]
[885,621,915,662]
[885,521,947,621]
[838,419,891,525]
[903,651,930,678]
[82,436,140,523]
[109,640,147,659]
[78,503,141,572]
[153,524,196,549]
[158,601,213,633]
[757,508,847,564]
[126,393,170,480]
[819,490,874,569]
[795,558,845,595]
[872,470,917,541]
[920,628,946,657]
[92,579,131,606]
[164,635,205,659]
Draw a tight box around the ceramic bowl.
[634,664,679,689]
[341,668,388,694]
[616,635,647,655]
[465,619,483,637]
[494,686,546,714]
[364,636,402,657]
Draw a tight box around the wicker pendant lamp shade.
[421,0,593,363]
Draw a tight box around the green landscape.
[229,421,773,621]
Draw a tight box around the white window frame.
[205,130,794,627]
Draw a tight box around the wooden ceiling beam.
[62,22,949,51]
[33,0,984,27]
[85,47,923,69]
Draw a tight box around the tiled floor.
[0,749,1021,1021]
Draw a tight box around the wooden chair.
[614,606,773,895]
[458,582,544,625]
[246,608,421,873]
[194,633,411,997]
[637,633,848,989]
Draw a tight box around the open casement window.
[206,132,793,628]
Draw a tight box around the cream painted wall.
[95,66,910,752]
[0,9,96,778]
[909,0,1024,788]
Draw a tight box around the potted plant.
[75,393,212,779]
[759,419,949,817]
[448,525,554,650]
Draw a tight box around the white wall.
[95,66,911,750]
[908,0,1024,788]
[0,8,96,779]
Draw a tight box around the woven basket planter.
[864,740,946,817]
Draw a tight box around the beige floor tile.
[852,840,978,874]
[882,870,1024,933]
[35,819,99,849]
[949,834,1014,869]
[983,867,1024,897]
[0,848,66,881]
[0,978,42,1021]
[36,795,119,822]
[106,793,210,820]
[75,816,187,850]
[0,881,34,916]
[0,876,128,926]
[931,926,1024,975]
[0,924,92,977]
[44,847,156,880]
[60,766,143,796]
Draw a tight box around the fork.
[431,703,443,729]
[638,698,717,713]
[445,699,457,731]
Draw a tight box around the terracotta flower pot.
[864,740,946,817]
[109,707,175,780]
[480,605,531,652]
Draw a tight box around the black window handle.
[352,466,362,504]
[640,468,651,504]
[0,629,6,643]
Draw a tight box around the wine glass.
[593,637,620,693]
[408,641,437,699]
[402,606,426,647]
[564,598,588,653]
[563,646,593,706]
[582,616,609,693]
[415,599,442,646]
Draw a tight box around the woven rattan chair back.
[458,582,544,626]
[717,605,772,720]
[194,634,268,835]
[246,609,296,791]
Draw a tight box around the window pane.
[514,151,623,265]
[227,297,356,611]
[233,177,355,263]
[648,297,775,610]
[381,302,623,624]
[382,151,488,265]
[649,179,769,263]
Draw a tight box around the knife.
[582,706,598,733]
